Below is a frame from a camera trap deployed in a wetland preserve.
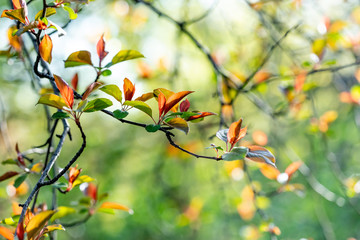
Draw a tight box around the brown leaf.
[71,73,79,91]
[227,118,243,146]
[0,171,19,182]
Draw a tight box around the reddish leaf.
[15,143,25,167]
[0,226,14,240]
[85,183,97,202]
[123,78,135,101]
[39,34,52,63]
[158,92,166,117]
[135,92,154,102]
[0,171,19,182]
[187,112,215,121]
[66,165,82,192]
[285,161,302,179]
[54,75,74,108]
[164,91,194,115]
[227,118,243,146]
[16,220,24,240]
[82,82,102,100]
[71,73,79,91]
[12,0,22,9]
[179,99,190,112]
[96,34,108,63]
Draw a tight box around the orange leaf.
[285,161,302,179]
[96,34,108,62]
[187,111,216,121]
[252,130,268,146]
[12,0,22,9]
[163,91,194,115]
[54,75,74,108]
[0,226,14,240]
[227,118,243,146]
[39,34,52,64]
[85,183,97,202]
[158,92,166,117]
[254,70,271,84]
[99,202,131,213]
[12,201,22,215]
[123,78,135,101]
[135,92,153,102]
[8,26,22,52]
[82,82,102,100]
[260,164,280,180]
[26,210,56,240]
[66,165,82,192]
[295,72,306,92]
[71,73,78,91]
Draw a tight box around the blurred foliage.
[1,0,360,239]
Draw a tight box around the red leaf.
[96,34,108,63]
[39,34,52,63]
[123,78,135,101]
[86,183,97,202]
[15,143,25,167]
[164,91,194,115]
[82,82,102,100]
[285,161,302,179]
[54,75,74,108]
[227,118,243,146]
[16,220,24,240]
[158,92,166,117]
[187,112,216,121]
[0,171,19,182]
[179,99,190,112]
[66,165,82,192]
[71,73,79,91]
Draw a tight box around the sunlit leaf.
[164,91,194,114]
[227,118,246,147]
[135,92,153,102]
[113,110,128,119]
[0,171,19,182]
[84,183,97,201]
[63,6,77,20]
[83,98,112,112]
[101,69,112,76]
[72,175,95,189]
[187,111,215,121]
[50,207,76,222]
[30,163,43,173]
[44,224,65,233]
[66,165,82,192]
[39,34,53,63]
[165,117,189,134]
[26,210,56,240]
[123,78,135,101]
[222,147,248,161]
[312,38,326,58]
[99,202,132,213]
[1,9,26,24]
[246,145,276,167]
[284,161,302,179]
[35,8,56,20]
[97,34,108,62]
[106,50,144,67]
[123,100,152,117]
[158,92,166,117]
[54,75,74,108]
[64,51,93,68]
[260,164,280,180]
[82,82,102,100]
[100,84,122,103]
[8,26,22,52]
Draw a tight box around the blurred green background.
[1,0,360,239]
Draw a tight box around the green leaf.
[101,69,112,76]
[52,182,67,189]
[113,110,128,119]
[13,174,28,188]
[37,94,68,110]
[50,207,76,222]
[165,118,189,134]
[222,147,248,161]
[106,50,144,68]
[63,6,77,20]
[2,159,17,165]
[35,8,56,20]
[123,100,152,117]
[83,98,112,112]
[97,208,115,215]
[100,84,122,103]
[145,124,161,132]
[64,51,93,68]
[1,8,26,24]
[51,112,70,119]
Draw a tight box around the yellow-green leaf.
[100,84,122,103]
[1,8,26,24]
[26,210,56,240]
[37,94,68,110]
[83,98,112,112]
[44,224,65,233]
[72,175,95,188]
[165,118,189,134]
[35,8,56,20]
[99,202,133,214]
[106,50,144,67]
[64,51,93,68]
[123,100,152,117]
[50,207,76,222]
